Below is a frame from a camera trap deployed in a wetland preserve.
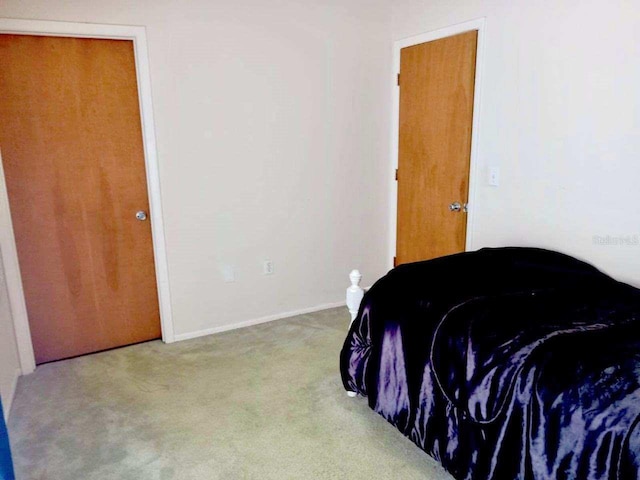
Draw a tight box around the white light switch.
[488,167,500,187]
[221,265,235,283]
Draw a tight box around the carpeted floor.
[8,307,453,480]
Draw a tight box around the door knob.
[449,202,462,212]
[136,211,148,221]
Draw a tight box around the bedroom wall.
[391,0,640,286]
[0,0,392,338]
[0,248,20,420]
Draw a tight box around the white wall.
[0,0,392,338]
[5,0,633,349]
[392,0,640,286]
[0,247,20,420]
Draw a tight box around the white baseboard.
[3,368,20,422]
[173,301,347,342]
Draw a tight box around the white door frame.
[0,19,175,375]
[388,17,486,267]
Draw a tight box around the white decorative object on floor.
[346,269,365,398]
[346,270,365,325]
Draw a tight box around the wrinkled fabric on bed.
[340,247,640,480]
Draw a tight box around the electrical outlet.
[263,260,274,275]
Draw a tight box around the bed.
[340,247,640,480]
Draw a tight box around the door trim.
[0,19,175,374]
[388,17,486,268]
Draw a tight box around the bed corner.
[346,269,364,325]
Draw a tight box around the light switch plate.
[489,166,500,186]
[221,265,235,283]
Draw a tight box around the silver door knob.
[136,211,148,221]
[449,202,462,212]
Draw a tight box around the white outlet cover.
[263,260,274,275]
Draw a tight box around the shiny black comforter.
[340,247,640,480]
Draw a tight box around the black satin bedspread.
[340,247,640,480]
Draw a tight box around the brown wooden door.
[0,34,161,364]
[396,31,478,265]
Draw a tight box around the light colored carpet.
[8,307,453,480]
